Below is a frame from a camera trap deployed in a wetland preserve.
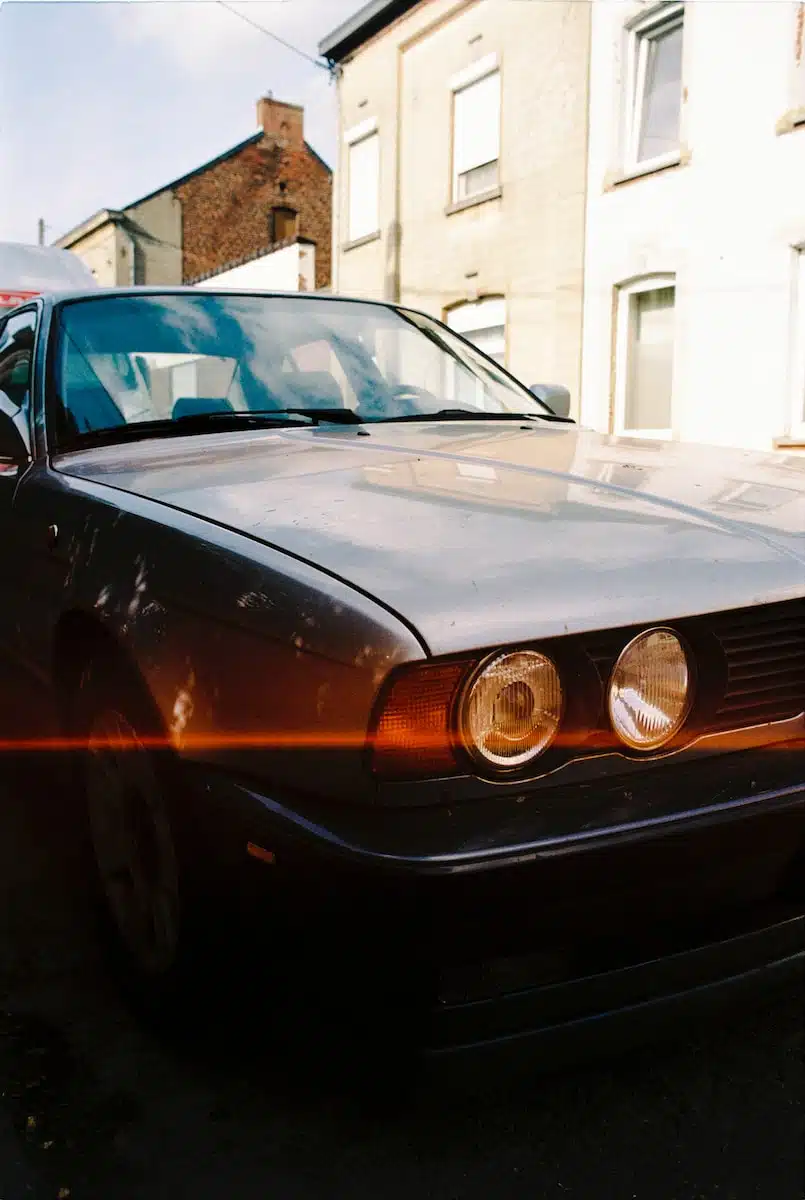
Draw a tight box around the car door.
[0,307,42,736]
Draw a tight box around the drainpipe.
[331,65,342,295]
[389,46,403,303]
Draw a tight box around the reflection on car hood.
[56,423,805,655]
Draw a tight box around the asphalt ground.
[0,762,802,1200]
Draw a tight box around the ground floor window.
[445,297,506,364]
[444,297,506,410]
[790,248,805,440]
[614,276,676,438]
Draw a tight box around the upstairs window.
[271,206,298,243]
[452,58,501,203]
[346,121,380,243]
[625,3,684,169]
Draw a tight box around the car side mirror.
[529,383,572,419]
[0,391,31,463]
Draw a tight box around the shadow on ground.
[1,762,803,1200]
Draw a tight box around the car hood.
[56,422,805,655]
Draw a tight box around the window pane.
[638,22,683,162]
[453,72,500,182]
[52,293,548,450]
[0,310,37,412]
[456,160,499,201]
[348,134,380,242]
[467,325,505,364]
[625,286,675,431]
[446,297,506,336]
[798,251,805,425]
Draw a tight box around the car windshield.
[50,292,552,448]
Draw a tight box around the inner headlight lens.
[462,650,563,768]
[608,628,692,751]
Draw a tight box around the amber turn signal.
[368,660,472,780]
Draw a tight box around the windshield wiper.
[270,407,364,425]
[371,408,569,424]
[59,410,314,452]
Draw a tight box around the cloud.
[0,0,358,244]
[98,0,358,158]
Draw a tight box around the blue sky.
[0,0,360,244]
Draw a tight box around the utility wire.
[216,1,332,72]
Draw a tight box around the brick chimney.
[256,95,304,147]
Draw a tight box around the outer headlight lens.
[608,628,692,751]
[462,650,563,769]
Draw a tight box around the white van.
[0,241,97,316]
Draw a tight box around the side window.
[0,309,37,451]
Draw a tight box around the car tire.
[68,653,207,1027]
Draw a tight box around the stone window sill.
[342,231,381,253]
[445,186,502,217]
[775,108,805,136]
[606,150,687,190]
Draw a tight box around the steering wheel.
[385,384,437,418]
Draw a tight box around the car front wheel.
[70,658,201,1020]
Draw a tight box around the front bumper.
[185,742,805,1074]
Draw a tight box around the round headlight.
[461,650,563,769]
[608,628,692,751]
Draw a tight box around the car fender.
[53,485,427,802]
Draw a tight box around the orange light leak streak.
[0,729,800,753]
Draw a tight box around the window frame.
[450,55,502,206]
[271,205,298,245]
[345,118,380,245]
[789,247,805,441]
[613,274,677,441]
[0,305,39,462]
[791,1,805,122]
[623,2,685,173]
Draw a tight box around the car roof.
[0,241,97,293]
[44,286,399,310]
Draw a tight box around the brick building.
[55,96,332,292]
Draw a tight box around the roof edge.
[54,208,125,248]
[124,131,264,211]
[318,0,421,62]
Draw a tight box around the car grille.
[708,599,805,731]
[583,597,805,734]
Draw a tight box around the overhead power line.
[216,1,332,72]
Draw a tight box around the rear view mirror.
[0,392,30,463]
[529,383,572,419]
